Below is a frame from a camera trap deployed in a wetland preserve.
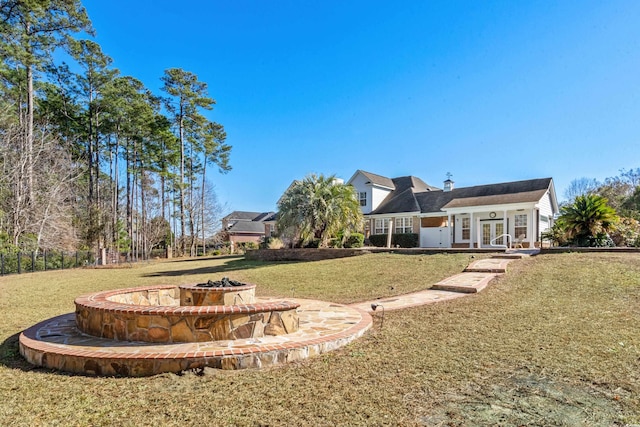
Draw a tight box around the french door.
[481,221,504,247]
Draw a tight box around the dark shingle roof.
[358,171,395,189]
[391,176,440,192]
[228,221,266,234]
[223,211,265,221]
[372,177,553,215]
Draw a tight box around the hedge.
[368,233,419,248]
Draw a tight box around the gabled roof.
[355,170,396,189]
[391,176,440,192]
[439,178,553,210]
[262,212,277,222]
[442,189,548,209]
[374,187,421,214]
[223,211,265,221]
[371,177,555,215]
[223,210,275,235]
[227,221,267,234]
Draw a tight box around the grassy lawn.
[0,252,638,425]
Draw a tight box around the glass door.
[481,221,504,247]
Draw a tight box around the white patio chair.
[513,234,525,249]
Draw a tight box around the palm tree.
[558,194,619,246]
[277,174,363,247]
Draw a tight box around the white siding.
[537,191,555,234]
[349,173,372,214]
[371,186,392,211]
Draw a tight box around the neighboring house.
[347,170,558,248]
[221,211,275,247]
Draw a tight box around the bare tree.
[563,177,600,204]
[0,120,78,251]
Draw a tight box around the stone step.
[431,272,499,294]
[491,253,529,259]
[464,257,513,273]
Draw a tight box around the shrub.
[303,238,321,248]
[368,233,418,248]
[344,233,364,248]
[394,233,419,248]
[368,234,387,247]
[610,217,640,247]
[328,238,342,248]
[267,237,284,249]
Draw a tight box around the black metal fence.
[0,247,219,276]
[0,251,96,275]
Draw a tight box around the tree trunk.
[126,138,132,261]
[179,113,185,256]
[201,161,207,257]
[26,61,34,204]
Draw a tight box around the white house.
[347,170,559,249]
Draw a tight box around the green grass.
[0,252,639,426]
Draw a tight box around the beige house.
[347,170,559,248]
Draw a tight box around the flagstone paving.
[350,250,534,311]
[20,298,371,376]
[20,250,535,375]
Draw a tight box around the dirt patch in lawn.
[415,369,624,426]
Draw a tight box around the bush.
[368,234,387,247]
[302,238,321,248]
[235,242,258,253]
[344,233,364,248]
[610,217,640,247]
[368,233,419,248]
[267,237,284,249]
[328,238,342,248]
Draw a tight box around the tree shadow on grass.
[142,257,299,278]
[1,331,119,377]
[0,332,36,371]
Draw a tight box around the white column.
[386,219,394,248]
[503,210,508,247]
[531,208,536,248]
[469,212,474,248]
[447,213,452,248]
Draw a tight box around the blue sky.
[83,0,640,213]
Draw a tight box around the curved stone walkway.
[350,251,534,313]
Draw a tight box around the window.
[374,218,389,234]
[515,214,527,238]
[395,217,413,234]
[268,224,275,236]
[462,217,470,240]
[359,191,367,207]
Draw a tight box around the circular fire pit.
[180,279,256,306]
[19,278,373,376]
[75,282,299,343]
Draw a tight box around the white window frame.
[461,217,470,240]
[514,214,527,238]
[395,217,413,234]
[358,191,367,207]
[374,218,389,234]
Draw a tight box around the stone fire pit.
[19,278,372,376]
